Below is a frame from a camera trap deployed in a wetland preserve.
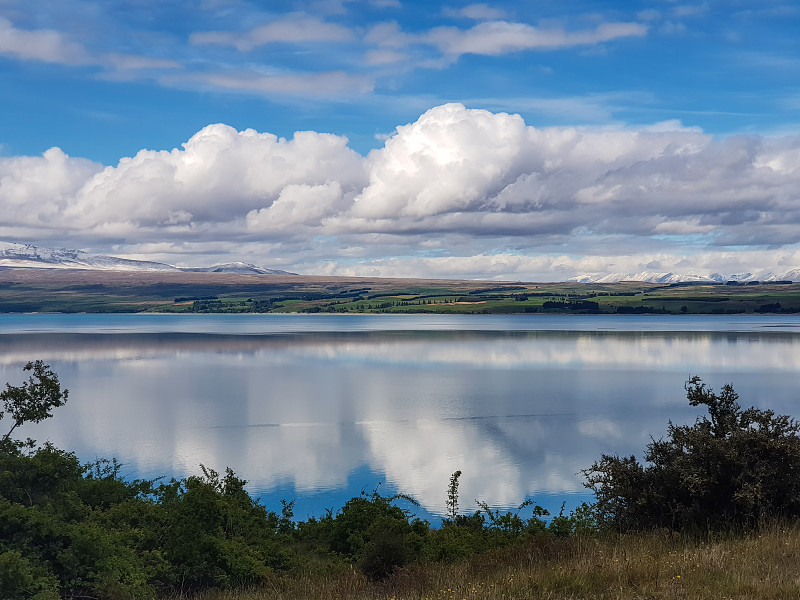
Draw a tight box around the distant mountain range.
[0,242,295,275]
[567,270,800,284]
[2,242,799,282]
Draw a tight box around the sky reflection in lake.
[2,314,800,522]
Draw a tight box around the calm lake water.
[3,314,800,522]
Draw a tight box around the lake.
[3,313,800,523]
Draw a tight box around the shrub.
[584,377,800,531]
[357,516,410,581]
[0,549,59,600]
[477,499,549,536]
[154,466,293,592]
[325,487,423,579]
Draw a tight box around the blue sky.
[1,0,800,279]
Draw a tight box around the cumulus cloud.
[352,103,533,219]
[313,249,800,281]
[247,181,349,231]
[0,148,103,224]
[63,124,366,232]
[2,104,800,279]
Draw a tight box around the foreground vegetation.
[4,362,800,599]
[2,268,800,314]
[199,524,800,600]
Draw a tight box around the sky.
[1,0,799,280]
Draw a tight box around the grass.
[191,524,800,600]
[3,269,800,314]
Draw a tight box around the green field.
[1,269,800,314]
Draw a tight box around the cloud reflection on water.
[3,320,800,517]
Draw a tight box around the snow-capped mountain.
[0,243,294,275]
[181,262,294,275]
[3,242,798,282]
[0,242,180,271]
[568,272,714,284]
[567,270,800,284]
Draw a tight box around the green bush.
[357,516,410,581]
[0,493,160,600]
[0,549,59,600]
[154,466,293,592]
[325,488,423,579]
[477,499,549,536]
[0,445,136,599]
[584,377,800,531]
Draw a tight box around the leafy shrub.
[0,549,59,600]
[357,516,410,581]
[423,472,572,562]
[477,499,549,536]
[0,490,161,600]
[547,504,574,538]
[0,441,292,598]
[326,487,423,579]
[154,466,293,592]
[584,377,800,531]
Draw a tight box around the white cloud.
[365,18,647,65]
[191,14,355,51]
[313,249,800,281]
[63,124,366,231]
[0,17,90,65]
[0,9,650,103]
[352,103,532,219]
[161,69,374,98]
[673,4,709,18]
[426,21,647,57]
[3,104,800,279]
[247,181,349,231]
[104,53,182,72]
[0,16,183,81]
[443,3,508,21]
[637,9,661,21]
[364,21,414,48]
[467,94,624,123]
[0,147,103,224]
[365,48,409,65]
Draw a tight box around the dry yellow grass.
[190,524,800,600]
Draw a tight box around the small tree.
[1,361,68,450]
[584,377,800,531]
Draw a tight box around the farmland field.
[1,268,799,314]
